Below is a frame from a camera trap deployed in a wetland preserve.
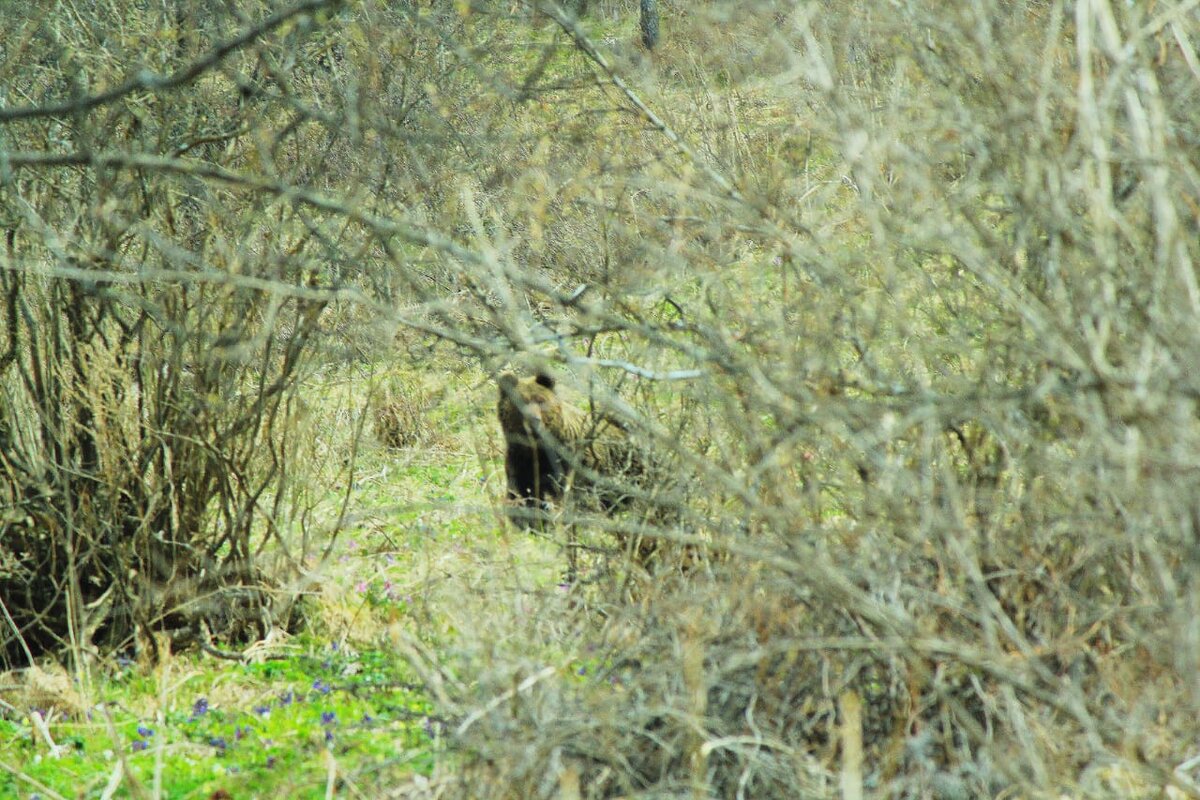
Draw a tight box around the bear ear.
[498,372,518,391]
[534,372,556,390]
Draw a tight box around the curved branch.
[0,0,341,122]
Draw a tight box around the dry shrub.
[0,3,334,667]
[380,1,1200,797]
[0,264,325,667]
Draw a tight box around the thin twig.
[0,758,69,800]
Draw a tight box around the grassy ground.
[0,359,566,799]
[1,647,431,799]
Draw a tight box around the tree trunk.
[640,0,659,49]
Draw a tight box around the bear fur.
[497,371,644,527]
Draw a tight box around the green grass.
[1,643,435,799]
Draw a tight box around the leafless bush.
[0,1,339,666]
[389,1,1200,797]
[0,215,327,666]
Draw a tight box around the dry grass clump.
[374,382,440,450]
[0,665,88,721]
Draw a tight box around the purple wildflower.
[131,740,148,752]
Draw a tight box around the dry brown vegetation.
[3,0,1200,797]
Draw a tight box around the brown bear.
[497,370,645,529]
